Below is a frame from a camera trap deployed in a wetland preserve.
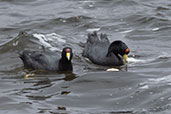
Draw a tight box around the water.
[0,0,171,113]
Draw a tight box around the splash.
[128,57,146,63]
[32,33,66,51]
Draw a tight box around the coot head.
[106,40,130,63]
[61,47,73,62]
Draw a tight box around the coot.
[82,32,130,66]
[19,47,73,71]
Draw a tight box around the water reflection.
[62,72,77,81]
[23,72,77,101]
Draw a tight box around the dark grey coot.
[82,32,130,66]
[19,47,73,72]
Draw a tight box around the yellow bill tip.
[66,52,71,60]
[123,54,128,63]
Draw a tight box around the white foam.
[158,52,171,58]
[148,74,171,84]
[127,57,145,63]
[139,85,149,89]
[33,33,52,48]
[120,29,133,33]
[86,28,100,32]
[127,55,164,64]
[80,0,94,3]
[13,41,18,46]
[45,33,66,43]
[32,33,67,51]
[152,27,160,31]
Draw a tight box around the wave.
[0,31,70,54]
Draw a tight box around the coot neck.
[58,58,73,71]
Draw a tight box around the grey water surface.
[1,0,171,114]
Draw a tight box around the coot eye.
[65,48,71,53]
[125,48,130,54]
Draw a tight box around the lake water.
[1,0,171,114]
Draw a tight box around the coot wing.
[20,50,60,71]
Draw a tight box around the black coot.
[82,32,130,66]
[19,47,73,71]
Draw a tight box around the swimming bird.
[19,47,73,71]
[82,32,130,66]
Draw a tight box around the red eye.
[125,48,130,54]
